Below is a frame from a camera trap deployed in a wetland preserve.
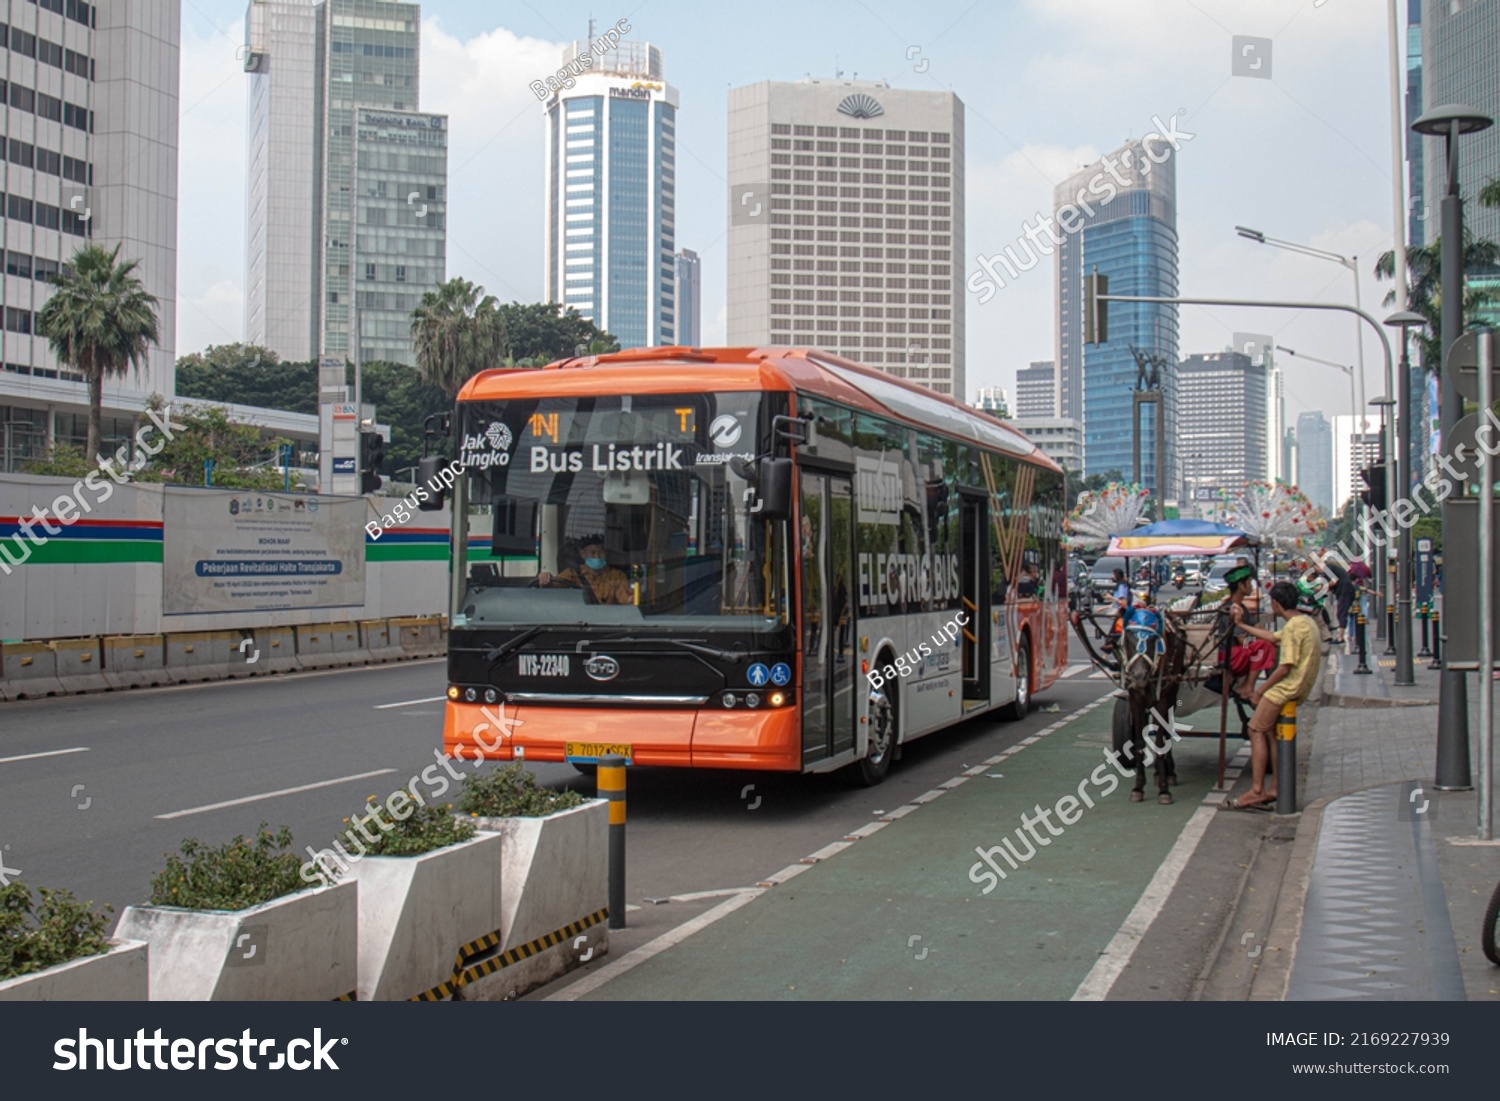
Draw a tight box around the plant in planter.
[328,789,502,1001]
[0,882,145,1000]
[115,823,357,1001]
[453,766,607,1001]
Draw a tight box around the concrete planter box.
[345,830,504,1001]
[114,881,357,1001]
[0,940,148,1001]
[462,800,609,1000]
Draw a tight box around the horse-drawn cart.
[1069,520,1261,804]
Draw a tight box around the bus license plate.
[565,742,633,764]
[518,654,570,676]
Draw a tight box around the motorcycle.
[1172,569,1186,590]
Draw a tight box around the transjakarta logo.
[859,551,961,608]
[709,414,742,448]
[459,422,514,469]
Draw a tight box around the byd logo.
[584,655,619,681]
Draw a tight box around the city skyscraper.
[973,386,1009,417]
[1420,0,1499,251]
[1296,411,1334,516]
[244,0,443,366]
[727,79,965,397]
[1053,138,1179,497]
[1266,356,1286,480]
[543,36,678,350]
[1177,352,1266,510]
[1,0,180,470]
[1406,0,1426,248]
[675,248,701,346]
[1015,360,1056,418]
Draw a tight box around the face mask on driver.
[584,557,607,570]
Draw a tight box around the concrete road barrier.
[327,621,370,666]
[52,638,109,694]
[102,635,169,690]
[296,622,348,671]
[360,619,404,663]
[244,626,299,676]
[391,616,444,659]
[0,941,149,1001]
[165,631,232,683]
[0,641,67,700]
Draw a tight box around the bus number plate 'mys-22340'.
[518,654,571,676]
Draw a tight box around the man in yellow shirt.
[1222,580,1321,810]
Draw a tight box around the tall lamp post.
[1385,310,1425,686]
[1370,394,1398,655]
[1276,346,1357,425]
[1412,103,1494,791]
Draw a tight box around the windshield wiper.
[484,626,548,669]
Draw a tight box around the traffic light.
[360,431,384,494]
[1083,270,1109,345]
[1359,464,1386,510]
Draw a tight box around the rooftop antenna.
[587,15,595,49]
[835,56,842,79]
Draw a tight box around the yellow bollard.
[1276,702,1297,815]
[598,754,627,929]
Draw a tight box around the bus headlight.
[769,692,786,707]
[463,687,478,702]
[722,693,737,708]
[447,686,461,700]
[745,693,760,708]
[484,688,499,704]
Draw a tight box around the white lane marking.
[1071,805,1217,1001]
[546,890,763,1002]
[1088,670,1110,679]
[155,768,398,820]
[801,840,853,863]
[757,864,812,887]
[845,821,889,840]
[0,746,89,765]
[373,695,446,710]
[1061,664,1090,678]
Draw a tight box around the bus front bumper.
[442,700,802,771]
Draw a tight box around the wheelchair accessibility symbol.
[769,663,791,686]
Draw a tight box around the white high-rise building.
[726,79,965,397]
[0,0,180,469]
[973,386,1009,417]
[1265,357,1286,480]
[244,0,443,366]
[542,36,678,350]
[1332,414,1384,513]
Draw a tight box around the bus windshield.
[451,391,789,634]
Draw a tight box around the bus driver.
[537,536,633,605]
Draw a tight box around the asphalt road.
[0,658,1112,919]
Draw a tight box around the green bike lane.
[572,690,1227,1000]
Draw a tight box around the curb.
[1248,792,1328,1000]
[1322,692,1437,709]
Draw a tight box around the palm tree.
[1374,231,1499,369]
[409,278,508,398]
[35,244,160,460]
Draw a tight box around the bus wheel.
[1000,637,1031,721]
[855,676,898,786]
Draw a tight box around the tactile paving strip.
[1287,783,1464,1000]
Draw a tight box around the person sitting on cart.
[1102,567,1132,653]
[1215,563,1276,700]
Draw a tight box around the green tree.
[175,344,317,414]
[497,302,619,363]
[35,244,161,461]
[410,278,508,398]
[1374,232,1500,369]
[358,360,449,475]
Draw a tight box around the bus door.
[799,470,857,765]
[959,492,990,702]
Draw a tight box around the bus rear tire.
[1000,637,1031,721]
[854,672,898,786]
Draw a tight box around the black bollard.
[1354,611,1372,675]
[1419,605,1432,659]
[1276,703,1297,815]
[599,754,627,929]
[1429,607,1442,670]
[1384,604,1397,656]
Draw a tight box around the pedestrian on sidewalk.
[1221,581,1322,811]
[1326,558,1354,645]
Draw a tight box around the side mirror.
[758,458,792,520]
[416,455,447,510]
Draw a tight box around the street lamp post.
[1385,310,1426,686]
[1412,103,1494,791]
[1370,394,1398,653]
[1276,346,1357,425]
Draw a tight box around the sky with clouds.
[177,0,1412,432]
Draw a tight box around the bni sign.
[332,403,357,421]
[332,457,357,475]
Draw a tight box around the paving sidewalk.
[1281,649,1500,1000]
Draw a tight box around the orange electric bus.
[435,346,1067,786]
